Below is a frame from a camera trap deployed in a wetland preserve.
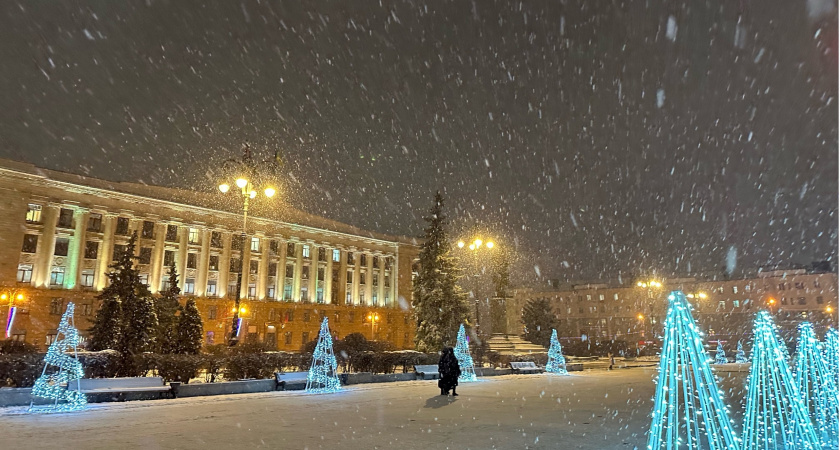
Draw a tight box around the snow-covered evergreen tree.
[714,341,728,364]
[412,192,470,352]
[89,232,157,375]
[176,297,204,354]
[155,262,181,354]
[735,340,749,363]
[522,297,557,348]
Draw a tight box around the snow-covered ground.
[0,368,748,449]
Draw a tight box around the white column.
[66,209,88,290]
[95,214,117,291]
[149,222,167,294]
[177,225,188,291]
[325,246,333,304]
[218,232,232,298]
[35,204,60,287]
[258,236,270,300]
[196,228,211,297]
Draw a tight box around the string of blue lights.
[28,302,87,413]
[305,317,341,394]
[794,322,839,447]
[646,291,740,450]
[454,324,477,382]
[545,329,568,375]
[742,311,821,449]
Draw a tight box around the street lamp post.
[456,237,496,335]
[1,289,26,339]
[217,145,277,346]
[367,312,380,340]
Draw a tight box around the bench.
[510,361,543,374]
[69,377,177,401]
[274,371,309,390]
[414,365,440,380]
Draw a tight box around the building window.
[139,247,152,265]
[50,267,65,286]
[115,217,130,236]
[347,252,355,265]
[165,225,178,242]
[360,254,367,266]
[302,331,310,344]
[815,280,822,288]
[208,305,217,320]
[139,273,149,286]
[374,256,381,269]
[87,213,102,232]
[113,244,127,262]
[303,311,311,322]
[184,279,195,294]
[81,271,94,288]
[316,288,324,303]
[287,243,296,257]
[359,292,365,305]
[301,287,309,302]
[717,300,726,310]
[187,253,198,269]
[346,270,353,283]
[779,283,786,291]
[349,311,356,323]
[285,264,294,279]
[207,281,217,296]
[56,209,74,228]
[267,286,276,299]
[733,286,738,294]
[211,231,223,248]
[269,240,279,255]
[142,221,155,239]
[228,283,237,297]
[248,284,256,298]
[372,293,378,306]
[781,297,788,305]
[231,235,244,251]
[586,294,592,301]
[25,204,42,223]
[302,245,311,259]
[250,237,260,252]
[54,238,69,256]
[229,258,241,273]
[744,284,751,293]
[798,297,807,305]
[17,264,33,283]
[794,282,805,290]
[249,260,259,274]
[302,266,310,280]
[733,300,740,308]
[188,228,199,244]
[332,268,339,283]
[346,292,353,305]
[817,296,824,304]
[49,298,64,315]
[164,250,175,266]
[283,282,293,300]
[332,249,340,262]
[285,332,292,345]
[318,247,326,261]
[372,274,379,287]
[21,234,38,253]
[162,278,172,292]
[317,267,325,282]
[268,308,277,321]
[360,271,366,285]
[209,255,219,271]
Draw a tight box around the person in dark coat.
[438,347,461,396]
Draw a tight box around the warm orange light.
[827,306,834,313]
[0,294,7,301]
[767,298,776,305]
[15,294,23,301]
[486,241,494,249]
[218,183,230,193]
[235,178,248,189]
[637,314,644,321]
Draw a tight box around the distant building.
[0,159,419,350]
[509,270,838,346]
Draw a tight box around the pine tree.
[714,341,728,364]
[89,232,158,375]
[412,192,470,352]
[545,329,568,375]
[155,262,181,354]
[735,340,749,363]
[521,298,556,347]
[176,297,204,355]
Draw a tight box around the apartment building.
[0,159,419,350]
[509,269,838,345]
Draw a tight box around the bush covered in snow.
[0,353,43,387]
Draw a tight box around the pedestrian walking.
[438,347,461,396]
[608,352,616,370]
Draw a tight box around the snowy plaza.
[0,368,752,450]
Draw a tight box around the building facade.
[0,159,418,350]
[509,269,838,346]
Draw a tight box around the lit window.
[208,255,219,271]
[17,264,33,283]
[267,286,276,299]
[50,267,65,286]
[302,244,310,259]
[189,228,200,244]
[733,286,738,294]
[206,281,217,296]
[332,249,340,262]
[249,260,259,274]
[184,279,195,294]
[81,271,94,288]
[25,204,42,223]
[138,273,149,286]
[733,300,740,308]
[284,284,293,300]
[250,237,260,252]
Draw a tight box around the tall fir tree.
[521,298,557,347]
[155,262,181,354]
[412,192,470,352]
[89,232,158,375]
[176,297,204,354]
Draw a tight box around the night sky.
[0,1,836,285]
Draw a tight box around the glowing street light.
[457,241,465,248]
[367,312,380,339]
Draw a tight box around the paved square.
[0,368,746,449]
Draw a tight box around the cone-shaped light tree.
[454,324,477,382]
[646,291,740,450]
[306,317,341,393]
[545,329,568,375]
[742,311,821,450]
[823,328,839,386]
[29,303,87,413]
[793,322,839,447]
[714,341,728,364]
[735,340,749,363]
